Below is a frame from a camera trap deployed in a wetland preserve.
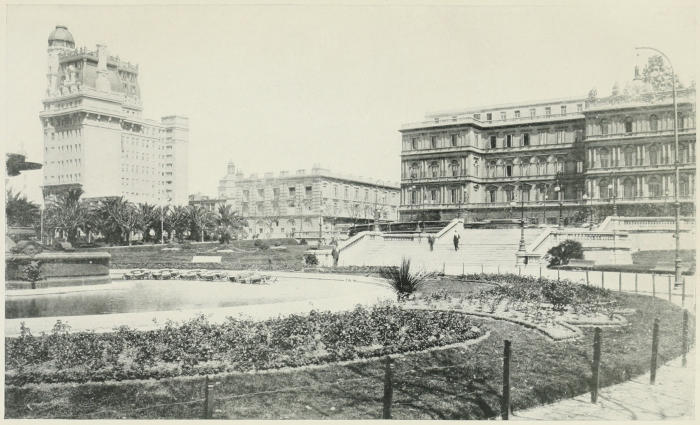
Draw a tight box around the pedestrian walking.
[453,230,460,251]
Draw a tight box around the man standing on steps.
[453,230,460,251]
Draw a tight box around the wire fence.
[62,311,692,420]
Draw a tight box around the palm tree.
[95,197,141,245]
[5,189,40,228]
[45,188,89,245]
[167,205,190,243]
[379,258,433,302]
[215,204,247,242]
[187,205,215,242]
[136,203,160,242]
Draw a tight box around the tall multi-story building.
[399,77,695,223]
[218,163,400,240]
[39,25,189,205]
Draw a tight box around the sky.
[3,1,697,203]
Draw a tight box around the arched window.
[599,180,611,199]
[679,175,690,197]
[647,177,661,198]
[409,163,419,179]
[600,119,609,135]
[624,116,633,133]
[680,143,690,164]
[623,146,636,166]
[504,186,515,202]
[488,161,497,178]
[487,187,497,203]
[411,138,419,150]
[650,114,659,131]
[520,184,531,202]
[429,162,440,178]
[677,112,685,130]
[431,136,438,149]
[648,144,659,166]
[450,160,460,177]
[599,148,610,168]
[622,177,635,199]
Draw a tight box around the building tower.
[39,25,189,204]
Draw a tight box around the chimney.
[95,44,110,92]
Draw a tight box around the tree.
[167,205,191,242]
[642,55,683,92]
[45,188,89,245]
[136,203,160,243]
[546,239,584,267]
[6,189,40,228]
[215,204,247,242]
[187,205,215,242]
[98,197,141,245]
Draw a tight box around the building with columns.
[39,25,189,205]
[399,79,695,224]
[218,163,400,240]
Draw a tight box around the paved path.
[512,349,695,420]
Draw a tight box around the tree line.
[6,189,247,246]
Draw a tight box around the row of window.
[472,104,583,122]
[48,129,82,140]
[46,158,82,168]
[592,144,694,168]
[408,128,580,151]
[597,113,690,135]
[45,173,81,183]
[595,176,693,198]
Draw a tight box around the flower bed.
[5,305,482,386]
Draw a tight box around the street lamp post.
[554,185,562,228]
[582,194,593,231]
[511,184,526,252]
[608,183,617,216]
[636,46,682,287]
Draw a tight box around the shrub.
[380,258,433,302]
[5,306,481,385]
[304,253,319,266]
[299,238,308,245]
[547,239,584,267]
[23,261,42,289]
[253,239,269,250]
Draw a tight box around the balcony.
[586,162,695,174]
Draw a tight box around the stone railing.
[598,216,696,232]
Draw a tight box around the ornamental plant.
[546,239,584,267]
[380,258,433,302]
[23,261,42,289]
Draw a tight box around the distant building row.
[399,76,695,223]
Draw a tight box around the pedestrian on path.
[453,230,460,251]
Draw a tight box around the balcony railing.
[399,195,695,210]
[586,127,695,141]
[401,111,585,131]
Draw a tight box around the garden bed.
[5,275,694,419]
[5,305,482,386]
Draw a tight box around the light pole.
[608,182,617,216]
[554,185,562,228]
[410,184,421,231]
[582,194,593,231]
[318,204,323,248]
[543,193,548,226]
[636,46,681,287]
[40,204,44,245]
[511,184,526,252]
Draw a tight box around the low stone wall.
[5,252,111,289]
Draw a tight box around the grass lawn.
[86,241,311,271]
[5,276,693,419]
[558,249,696,274]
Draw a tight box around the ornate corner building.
[399,81,695,223]
[218,163,400,240]
[39,25,189,205]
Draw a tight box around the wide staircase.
[334,219,541,270]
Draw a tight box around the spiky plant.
[380,258,432,302]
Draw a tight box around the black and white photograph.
[2,0,696,420]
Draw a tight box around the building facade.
[218,163,400,240]
[399,81,695,223]
[39,25,189,205]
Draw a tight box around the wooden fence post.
[203,376,214,419]
[501,340,511,420]
[650,318,660,385]
[443,262,446,274]
[682,310,689,368]
[652,274,656,299]
[498,265,501,275]
[601,271,605,289]
[585,270,589,286]
[681,276,686,307]
[481,264,484,275]
[591,327,602,403]
[618,272,622,293]
[382,356,393,419]
[634,273,638,293]
[668,275,672,302]
[462,262,465,276]
[539,264,542,280]
[557,269,560,282]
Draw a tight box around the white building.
[39,25,189,205]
